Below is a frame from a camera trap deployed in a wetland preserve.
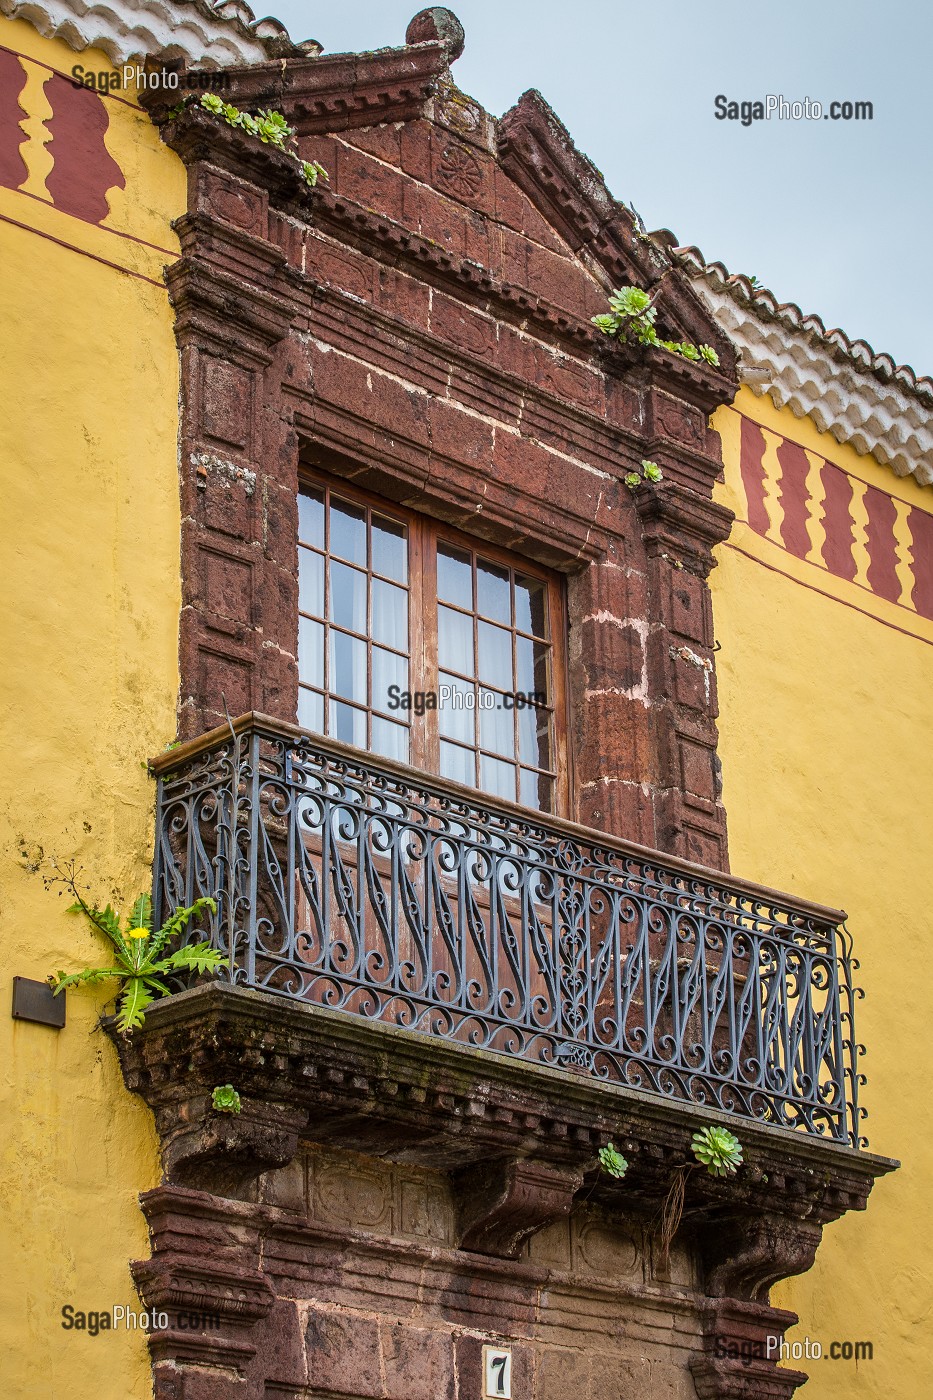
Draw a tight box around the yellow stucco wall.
[0,17,184,1397]
[1,11,928,1394]
[711,384,933,1396]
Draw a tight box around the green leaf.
[50,967,118,993]
[148,895,217,960]
[115,979,154,1032]
[68,897,125,950]
[641,461,663,484]
[166,942,228,977]
[598,1143,629,1179]
[300,160,328,187]
[699,344,720,367]
[691,1125,743,1177]
[624,472,641,488]
[632,321,660,347]
[200,92,224,115]
[609,286,651,316]
[127,892,152,937]
[256,109,293,148]
[138,975,171,996]
[212,1084,242,1114]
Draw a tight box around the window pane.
[298,547,324,618]
[438,605,474,675]
[477,620,511,687]
[520,767,553,812]
[516,635,549,696]
[297,482,563,817]
[329,699,367,748]
[480,753,516,802]
[298,489,324,549]
[298,686,324,735]
[330,560,367,634]
[515,575,548,637]
[440,740,474,787]
[371,715,409,764]
[372,514,407,583]
[477,559,510,625]
[330,497,366,565]
[479,688,515,758]
[330,629,367,704]
[372,646,407,715]
[438,671,474,745]
[372,578,408,651]
[518,703,552,769]
[298,616,324,689]
[437,545,472,608]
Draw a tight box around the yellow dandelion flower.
[127,927,149,940]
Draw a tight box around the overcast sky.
[263,1,930,378]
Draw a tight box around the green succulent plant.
[598,1142,629,1180]
[624,460,664,490]
[194,93,329,189]
[593,285,720,369]
[212,1084,242,1114]
[691,1125,744,1177]
[49,881,223,1032]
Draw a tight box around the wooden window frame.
[298,469,572,818]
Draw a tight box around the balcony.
[149,713,864,1149]
[116,714,895,1400]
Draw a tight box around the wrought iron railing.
[152,715,866,1146]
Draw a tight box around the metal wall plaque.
[12,977,65,1028]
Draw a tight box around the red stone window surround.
[297,471,570,816]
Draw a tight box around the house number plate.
[482,1345,512,1398]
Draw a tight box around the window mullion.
[414,519,438,774]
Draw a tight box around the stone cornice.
[111,983,896,1248]
[498,91,738,384]
[196,42,450,134]
[154,106,738,425]
[498,89,642,264]
[634,481,736,576]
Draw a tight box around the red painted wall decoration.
[739,415,770,539]
[738,412,932,621]
[908,505,933,620]
[776,438,812,560]
[864,485,901,606]
[44,74,125,223]
[820,460,857,583]
[0,49,28,191]
[0,53,125,223]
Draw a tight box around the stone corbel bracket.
[110,982,894,1240]
[454,1156,584,1258]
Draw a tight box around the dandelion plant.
[48,866,223,1032]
